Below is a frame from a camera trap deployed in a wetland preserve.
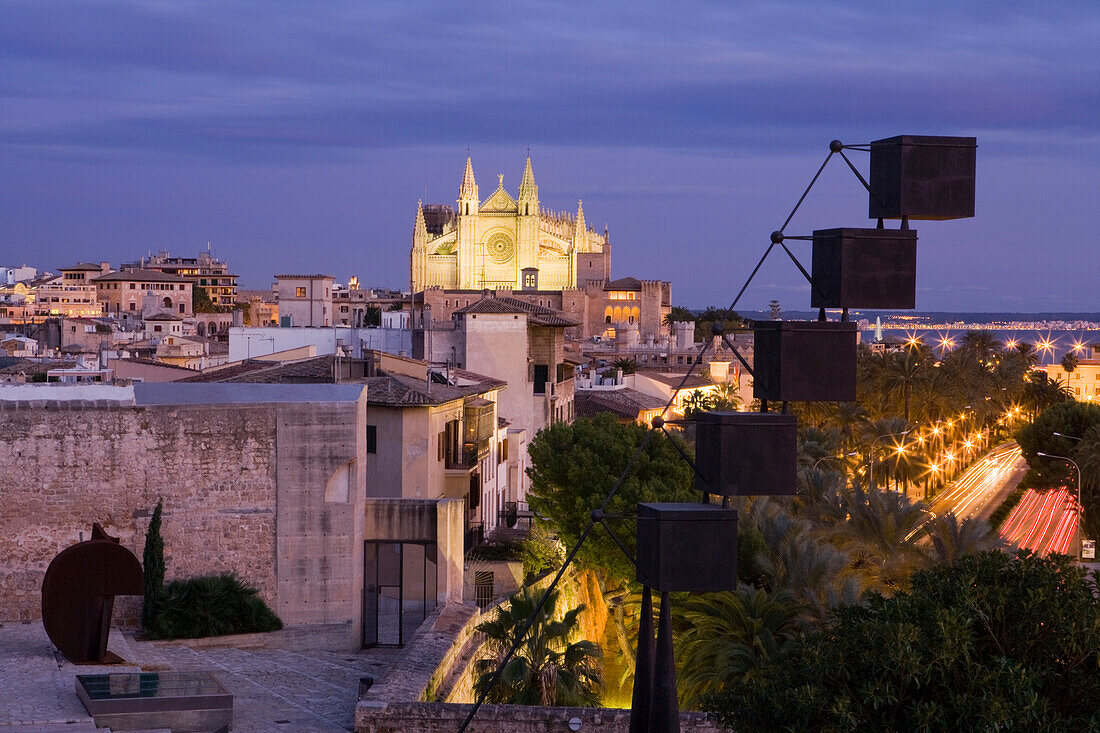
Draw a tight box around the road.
[928,443,1026,523]
[928,441,1079,555]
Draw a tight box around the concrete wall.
[274,396,366,645]
[458,313,533,449]
[363,498,465,605]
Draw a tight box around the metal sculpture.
[868,135,977,220]
[694,411,798,496]
[753,320,860,402]
[460,135,977,733]
[810,227,918,309]
[41,523,144,664]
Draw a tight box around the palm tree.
[611,357,638,375]
[960,330,1004,364]
[879,347,928,423]
[675,589,800,707]
[924,513,1007,564]
[748,498,862,622]
[1021,371,1073,420]
[1014,340,1039,366]
[1061,352,1079,373]
[473,586,602,706]
[820,485,931,595]
[662,306,694,327]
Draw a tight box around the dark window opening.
[533,364,549,394]
[367,425,377,454]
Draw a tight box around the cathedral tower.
[457,157,479,289]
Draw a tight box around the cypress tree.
[142,500,165,629]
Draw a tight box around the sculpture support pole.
[650,591,680,732]
[629,585,655,733]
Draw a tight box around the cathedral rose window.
[486,234,516,264]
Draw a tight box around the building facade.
[91,269,193,323]
[275,275,334,327]
[122,250,239,309]
[410,157,610,293]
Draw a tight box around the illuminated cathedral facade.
[410,157,610,293]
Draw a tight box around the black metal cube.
[869,135,977,220]
[811,227,917,309]
[636,503,737,593]
[753,320,858,403]
[694,411,797,496]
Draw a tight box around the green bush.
[520,524,565,582]
[467,539,524,563]
[141,500,165,630]
[989,487,1025,529]
[144,573,282,640]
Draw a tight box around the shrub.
[989,487,1025,529]
[145,573,282,640]
[520,524,565,582]
[141,500,165,629]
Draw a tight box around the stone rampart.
[0,400,277,625]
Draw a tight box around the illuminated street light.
[869,430,910,490]
[1037,451,1085,560]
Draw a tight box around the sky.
[2,1,1099,312]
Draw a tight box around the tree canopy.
[704,551,1100,731]
[526,413,697,584]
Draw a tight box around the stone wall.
[356,702,722,733]
[0,400,278,625]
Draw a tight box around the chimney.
[99,262,111,276]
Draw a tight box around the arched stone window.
[162,297,172,308]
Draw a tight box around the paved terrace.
[0,621,399,732]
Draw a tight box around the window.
[367,425,377,454]
[129,303,136,311]
[533,364,549,394]
[178,303,185,313]
[129,283,135,289]
[153,325,162,333]
[296,287,306,297]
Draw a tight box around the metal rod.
[660,426,705,492]
[779,241,829,305]
[659,339,712,419]
[599,520,638,568]
[720,334,755,378]
[726,241,776,312]
[779,151,834,233]
[839,149,887,210]
[458,427,659,731]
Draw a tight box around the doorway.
[362,541,438,647]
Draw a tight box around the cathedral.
[410,157,611,293]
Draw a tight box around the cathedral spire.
[573,199,587,252]
[413,199,428,245]
[458,156,478,214]
[518,156,539,210]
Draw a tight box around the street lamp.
[813,452,858,472]
[1053,432,1082,442]
[869,430,910,490]
[1037,451,1084,560]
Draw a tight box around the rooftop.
[575,387,666,420]
[453,296,580,327]
[92,269,189,284]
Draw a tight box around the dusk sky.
[3,1,1099,312]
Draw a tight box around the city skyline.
[3,1,1099,310]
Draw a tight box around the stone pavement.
[0,621,401,732]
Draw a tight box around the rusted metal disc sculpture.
[41,523,144,664]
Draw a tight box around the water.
[861,329,1096,362]
[738,310,1100,362]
